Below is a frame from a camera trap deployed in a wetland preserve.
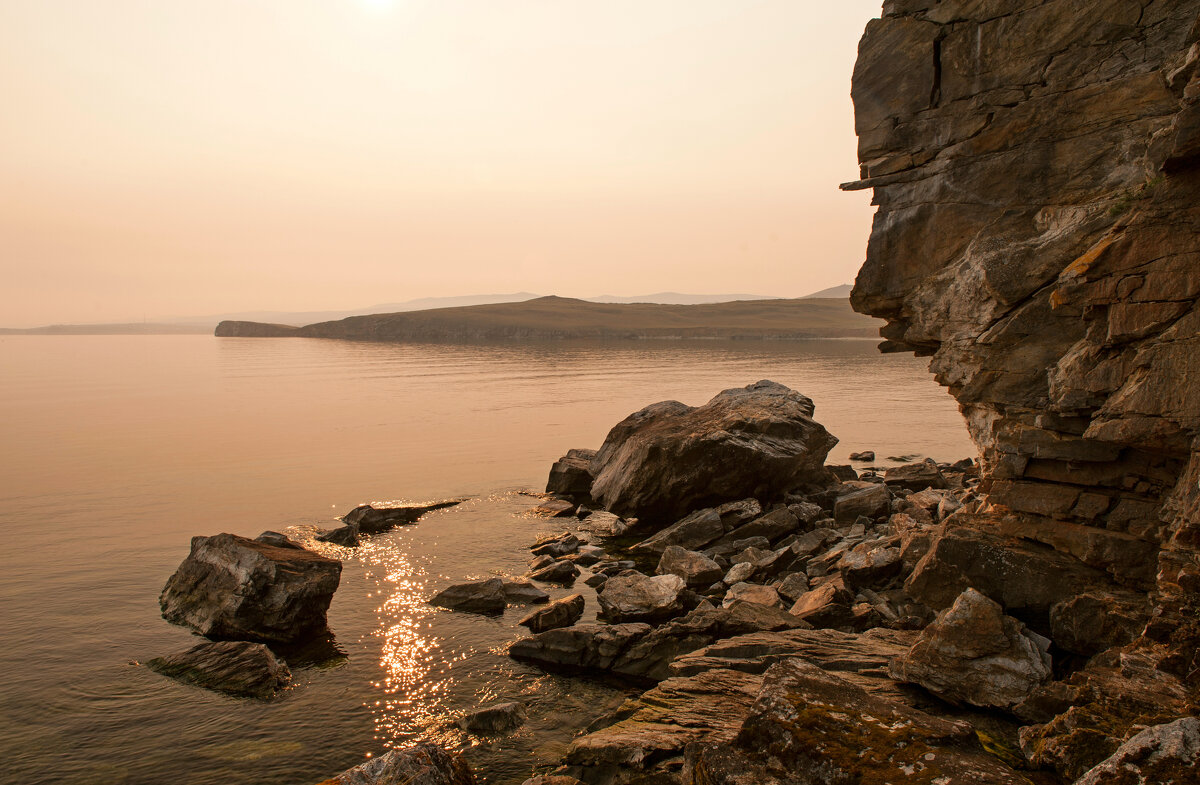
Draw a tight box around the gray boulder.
[518,593,585,633]
[146,640,290,698]
[1073,716,1200,785]
[160,533,341,644]
[889,588,1052,710]
[597,573,687,623]
[656,546,723,587]
[457,701,526,735]
[589,381,838,523]
[546,448,596,497]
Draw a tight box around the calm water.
[0,335,973,784]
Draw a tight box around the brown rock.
[314,743,474,785]
[518,593,585,634]
[546,448,596,497]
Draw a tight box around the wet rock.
[597,573,687,623]
[849,450,875,462]
[572,545,605,566]
[632,508,724,554]
[316,524,360,547]
[342,501,461,535]
[656,546,723,588]
[722,583,783,609]
[530,532,581,558]
[728,659,1030,784]
[583,573,607,589]
[832,483,890,524]
[546,448,596,497]
[508,622,651,670]
[589,381,838,523]
[457,701,526,735]
[315,742,475,785]
[528,559,579,586]
[1073,716,1200,785]
[518,593,585,633]
[532,499,576,518]
[500,579,551,605]
[429,578,508,614]
[160,533,342,644]
[889,588,1051,710]
[255,531,306,549]
[146,640,291,699]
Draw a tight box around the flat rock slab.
[509,623,652,671]
[160,533,342,644]
[343,500,462,535]
[589,380,838,523]
[314,742,475,785]
[147,640,291,699]
[429,578,507,614]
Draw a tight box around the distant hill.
[585,292,777,305]
[216,295,880,341]
[0,323,210,336]
[801,284,853,298]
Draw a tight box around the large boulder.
[889,588,1052,710]
[146,640,291,698]
[314,743,474,785]
[833,483,890,524]
[632,508,725,554]
[589,381,838,523]
[160,533,341,644]
[597,573,687,623]
[1073,716,1200,785]
[546,448,596,497]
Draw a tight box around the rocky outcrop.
[847,0,1200,774]
[342,500,462,535]
[546,449,596,498]
[146,640,291,698]
[159,533,341,644]
[314,743,474,785]
[588,381,838,523]
[519,594,585,633]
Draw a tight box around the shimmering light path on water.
[0,335,972,783]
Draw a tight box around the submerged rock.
[342,500,462,535]
[160,533,342,644]
[146,640,290,698]
[315,742,475,785]
[429,578,507,614]
[889,588,1052,710]
[589,381,838,523]
[457,701,527,735]
[518,593,585,633]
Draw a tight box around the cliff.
[214,295,879,342]
[846,0,1200,775]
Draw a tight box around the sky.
[0,0,881,327]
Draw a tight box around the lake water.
[0,335,974,784]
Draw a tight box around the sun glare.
[361,0,395,11]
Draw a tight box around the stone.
[456,701,526,735]
[572,545,605,566]
[883,458,946,491]
[583,573,607,589]
[826,464,858,482]
[597,573,687,623]
[255,531,305,549]
[589,381,838,523]
[530,532,581,558]
[726,659,1030,784]
[631,507,725,554]
[342,500,461,535]
[532,499,576,518]
[314,742,475,785]
[773,572,810,603]
[1049,590,1151,656]
[832,483,890,524]
[713,508,799,546]
[889,588,1052,710]
[146,640,291,699]
[316,524,360,547]
[508,622,652,670]
[500,579,551,605]
[716,498,764,528]
[528,559,579,586]
[722,583,783,609]
[1073,716,1200,785]
[160,533,342,644]
[836,541,904,590]
[546,448,596,497]
[849,450,875,461]
[520,778,584,785]
[723,561,756,586]
[429,578,507,614]
[786,501,823,526]
[656,545,724,587]
[788,578,854,628]
[518,593,585,633]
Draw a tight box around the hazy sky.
[1,1,880,326]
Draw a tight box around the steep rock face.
[847,0,1200,671]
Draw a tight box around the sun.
[360,0,395,11]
